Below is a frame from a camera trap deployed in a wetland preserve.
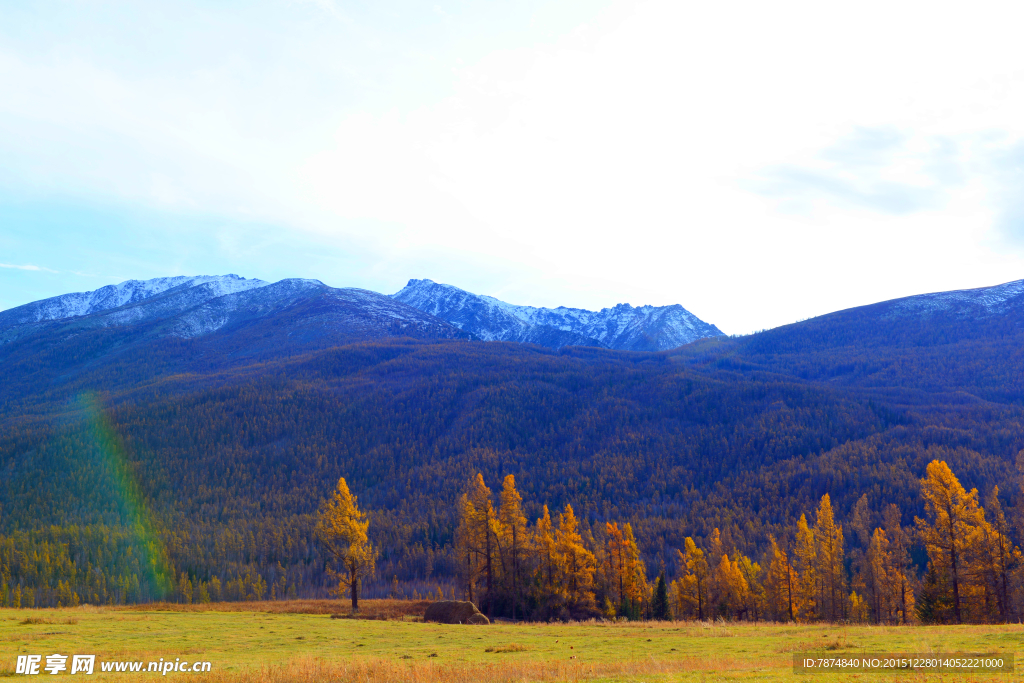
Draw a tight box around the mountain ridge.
[0,274,268,330]
[392,278,725,351]
[0,276,466,345]
[0,274,728,354]
[5,273,1024,358]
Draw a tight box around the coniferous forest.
[3,291,1024,624]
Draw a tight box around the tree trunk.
[617,545,625,609]
[697,574,704,621]
[998,535,1009,622]
[511,525,518,622]
[948,507,961,624]
[900,576,907,624]
[485,515,493,619]
[785,567,794,622]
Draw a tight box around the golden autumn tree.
[978,487,1016,622]
[848,493,874,618]
[882,504,914,624]
[915,460,983,624]
[674,536,709,620]
[620,523,647,615]
[455,493,481,603]
[462,474,498,616]
[670,572,693,620]
[316,477,375,611]
[849,590,869,622]
[793,514,818,620]
[605,522,627,609]
[707,528,725,565]
[705,527,726,614]
[849,494,873,548]
[814,494,845,621]
[866,527,892,623]
[555,504,597,610]
[712,553,749,619]
[498,474,528,620]
[735,552,764,622]
[764,536,796,622]
[534,505,558,599]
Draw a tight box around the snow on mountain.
[884,278,1024,318]
[167,279,462,340]
[1,274,724,352]
[0,275,468,353]
[169,278,326,338]
[392,279,725,351]
[0,275,268,331]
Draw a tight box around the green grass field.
[1,602,1021,682]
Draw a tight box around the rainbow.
[81,392,175,599]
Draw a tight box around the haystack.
[424,600,489,625]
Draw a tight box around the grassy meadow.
[1,601,1021,682]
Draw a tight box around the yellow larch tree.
[735,552,764,622]
[555,504,597,609]
[534,505,558,600]
[467,474,498,616]
[866,527,892,623]
[764,536,795,622]
[621,523,648,612]
[814,494,845,621]
[498,474,528,620]
[708,528,725,565]
[674,537,709,620]
[882,504,914,624]
[915,460,983,624]
[977,487,1016,622]
[455,493,477,602]
[705,528,726,614]
[315,477,375,612]
[793,514,818,620]
[605,522,626,608]
[711,553,749,619]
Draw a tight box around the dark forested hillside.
[2,279,1024,617]
[674,280,1024,402]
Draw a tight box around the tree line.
[2,455,1021,625]
[405,459,1020,623]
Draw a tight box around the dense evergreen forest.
[2,293,1024,622]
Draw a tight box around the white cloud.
[2,0,1024,332]
[0,263,56,272]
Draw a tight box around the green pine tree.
[652,571,670,620]
[915,563,941,624]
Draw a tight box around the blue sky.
[2,0,1024,333]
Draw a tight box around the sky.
[2,0,1024,334]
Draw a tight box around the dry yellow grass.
[180,654,762,683]
[123,599,432,619]
[3,603,1021,682]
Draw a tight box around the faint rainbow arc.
[81,392,175,599]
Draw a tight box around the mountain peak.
[393,279,724,351]
[0,274,271,329]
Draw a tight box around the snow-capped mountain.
[164,279,466,343]
[0,275,466,349]
[0,276,471,400]
[883,278,1024,319]
[0,274,268,331]
[392,279,725,351]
